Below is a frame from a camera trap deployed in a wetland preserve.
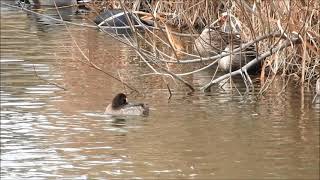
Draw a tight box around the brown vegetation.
[87,0,319,94]
[8,0,317,94]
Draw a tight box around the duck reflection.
[25,5,75,32]
[111,118,126,127]
[23,0,77,7]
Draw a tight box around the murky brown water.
[1,2,319,179]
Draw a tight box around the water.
[1,2,319,179]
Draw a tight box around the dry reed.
[73,0,320,93]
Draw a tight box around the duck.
[105,93,149,116]
[218,44,261,73]
[93,9,155,34]
[194,14,262,73]
[94,9,139,27]
[194,23,241,57]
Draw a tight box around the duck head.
[209,13,241,33]
[208,13,228,29]
[112,93,128,109]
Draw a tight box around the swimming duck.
[105,93,149,116]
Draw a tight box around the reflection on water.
[1,1,319,179]
[27,7,75,33]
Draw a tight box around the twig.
[166,83,172,100]
[32,64,67,90]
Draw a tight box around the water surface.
[1,2,319,179]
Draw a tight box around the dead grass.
[87,0,319,93]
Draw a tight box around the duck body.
[194,26,241,57]
[194,14,263,73]
[105,103,149,116]
[94,9,140,27]
[218,44,261,73]
[94,9,152,34]
[105,93,149,116]
[194,26,261,73]
[94,9,154,27]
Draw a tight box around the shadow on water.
[27,7,75,30]
[1,1,319,179]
